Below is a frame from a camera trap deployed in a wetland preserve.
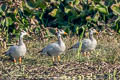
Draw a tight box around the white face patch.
[58,29,65,34]
[89,29,97,34]
[20,30,27,36]
[92,29,97,33]
[57,33,61,37]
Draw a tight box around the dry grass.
[0,32,120,79]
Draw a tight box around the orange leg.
[83,52,86,56]
[14,58,16,63]
[57,56,61,62]
[87,52,90,59]
[52,56,55,62]
[86,52,90,57]
[19,57,22,64]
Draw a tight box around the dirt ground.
[0,31,120,80]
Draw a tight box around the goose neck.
[19,36,24,45]
[89,33,94,40]
[57,34,64,46]
[58,36,62,43]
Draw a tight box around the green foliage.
[0,0,120,42]
[77,27,85,61]
[111,3,120,33]
[95,4,108,15]
[111,3,120,15]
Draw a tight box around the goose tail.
[37,50,42,53]
[5,51,10,56]
[68,47,73,50]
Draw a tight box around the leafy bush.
[0,0,120,43]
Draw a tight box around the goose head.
[20,30,29,37]
[57,29,67,35]
[89,29,98,35]
[89,29,98,40]
[56,29,67,39]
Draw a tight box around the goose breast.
[9,45,26,58]
[42,42,65,56]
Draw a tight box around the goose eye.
[61,30,64,33]
[60,29,62,32]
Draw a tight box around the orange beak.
[95,31,99,35]
[27,33,30,37]
[64,32,67,35]
[93,29,99,35]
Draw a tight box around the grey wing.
[68,42,80,50]
[41,45,53,54]
[81,39,91,51]
[5,46,18,59]
[72,42,80,48]
[5,46,18,55]
[41,42,60,54]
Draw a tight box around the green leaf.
[0,4,6,16]
[93,0,101,3]
[65,0,74,4]
[64,7,71,13]
[36,0,47,9]
[95,4,108,14]
[1,19,5,26]
[118,29,120,33]
[75,26,80,34]
[0,6,3,13]
[93,12,100,22]
[111,3,120,15]
[1,3,7,11]
[25,0,47,10]
[5,17,13,27]
[14,8,18,15]
[6,17,9,27]
[49,9,58,17]
[74,0,80,5]
[98,8,107,14]
[25,0,36,9]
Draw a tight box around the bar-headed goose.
[68,29,98,56]
[5,30,29,64]
[40,29,67,63]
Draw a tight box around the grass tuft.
[0,32,120,79]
